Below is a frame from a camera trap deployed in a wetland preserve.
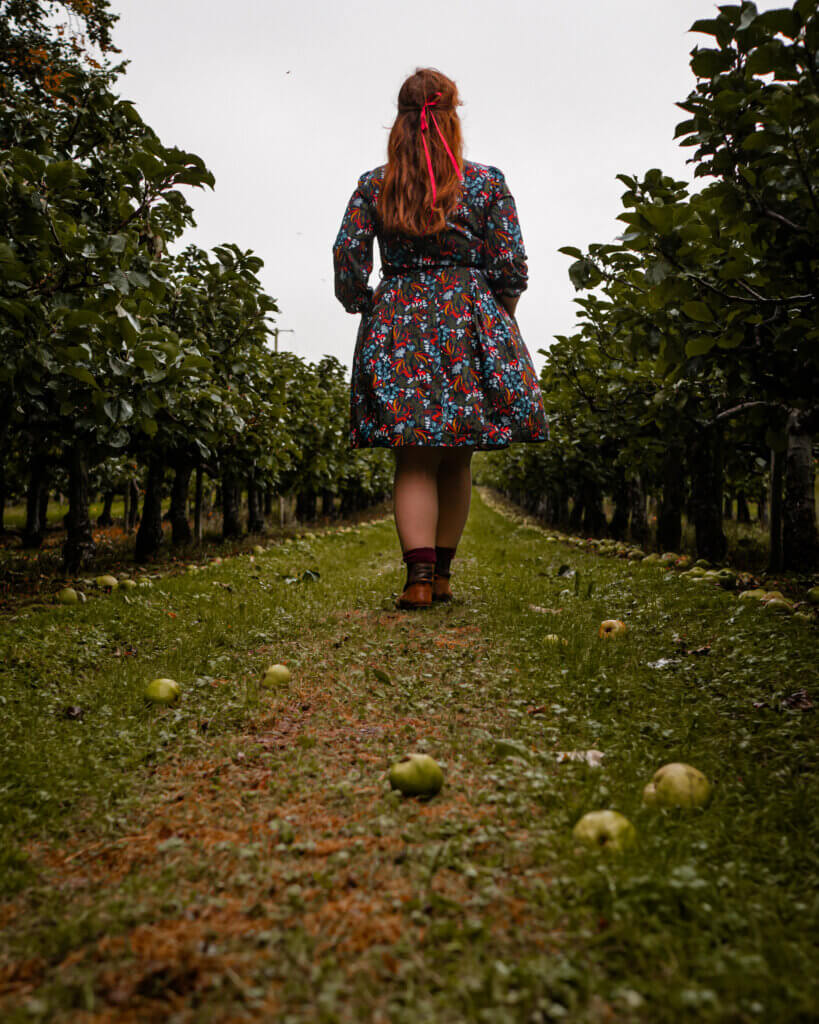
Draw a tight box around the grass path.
[1,489,817,1023]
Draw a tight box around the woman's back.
[334,160,529,315]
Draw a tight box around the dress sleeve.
[332,175,375,315]
[483,168,528,298]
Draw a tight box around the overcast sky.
[113,0,781,373]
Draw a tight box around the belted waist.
[380,263,482,278]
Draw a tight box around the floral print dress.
[332,160,550,449]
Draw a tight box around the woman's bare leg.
[393,447,444,552]
[435,448,474,548]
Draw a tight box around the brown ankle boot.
[397,562,434,609]
[432,573,453,602]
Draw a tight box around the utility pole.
[272,327,295,353]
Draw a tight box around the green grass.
[0,491,817,1022]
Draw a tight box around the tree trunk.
[169,462,193,545]
[222,468,242,538]
[23,455,49,548]
[96,489,115,527]
[62,444,95,573]
[123,481,130,533]
[736,489,751,524]
[296,489,317,522]
[658,446,684,552]
[247,471,264,534]
[320,488,335,518]
[689,424,727,563]
[126,478,140,532]
[194,466,204,542]
[768,447,784,572]
[628,473,649,545]
[782,409,819,571]
[581,480,605,536]
[757,487,768,527]
[264,486,273,517]
[609,469,629,541]
[568,491,584,532]
[135,458,165,562]
[0,461,6,533]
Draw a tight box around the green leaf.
[682,301,715,322]
[63,366,98,388]
[685,335,716,356]
[557,246,584,259]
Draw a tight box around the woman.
[332,67,549,609]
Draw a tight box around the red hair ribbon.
[419,91,463,207]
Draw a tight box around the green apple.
[263,664,291,687]
[807,587,819,605]
[675,555,692,568]
[388,753,444,797]
[763,598,793,615]
[572,810,635,852]
[57,587,79,605]
[95,574,118,589]
[643,763,711,809]
[144,678,181,706]
[253,544,265,555]
[762,590,786,602]
[738,588,767,601]
[119,579,138,590]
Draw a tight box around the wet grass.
[0,490,817,1022]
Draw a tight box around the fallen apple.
[738,588,767,601]
[599,619,627,638]
[762,590,786,602]
[95,574,118,589]
[388,753,444,797]
[263,664,291,687]
[642,762,711,809]
[144,677,181,706]
[57,587,79,605]
[808,587,819,605]
[119,579,138,590]
[763,598,793,615]
[572,810,635,852]
[253,544,265,555]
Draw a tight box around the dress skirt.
[349,265,549,449]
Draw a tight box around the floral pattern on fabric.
[333,160,550,449]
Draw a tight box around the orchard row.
[0,2,390,570]
[482,1,818,573]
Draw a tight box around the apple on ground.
[738,588,767,601]
[599,619,627,638]
[95,575,118,589]
[253,544,265,555]
[119,579,138,590]
[144,678,181,706]
[57,587,79,605]
[572,810,635,852]
[643,763,711,809]
[807,586,819,605]
[263,664,291,687]
[763,598,793,615]
[388,753,444,797]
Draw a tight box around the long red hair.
[378,68,464,237]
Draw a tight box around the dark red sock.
[435,545,456,578]
[403,546,436,565]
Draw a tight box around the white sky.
[113,0,781,373]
